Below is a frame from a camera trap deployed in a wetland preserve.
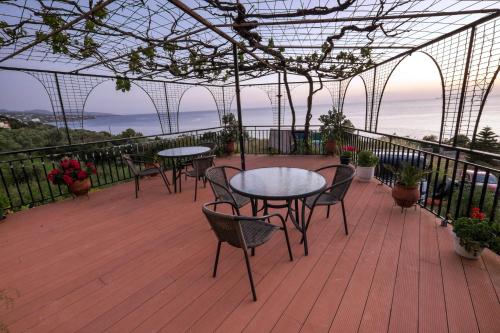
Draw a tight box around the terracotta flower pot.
[69,178,91,196]
[225,141,235,154]
[452,231,483,260]
[325,140,336,155]
[392,183,420,208]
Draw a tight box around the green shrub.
[453,216,499,255]
[357,150,379,167]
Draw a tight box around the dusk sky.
[2,52,484,113]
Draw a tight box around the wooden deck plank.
[217,172,371,332]
[387,207,420,333]
[436,223,479,333]
[298,185,386,332]
[0,155,498,333]
[328,188,394,333]
[357,206,406,333]
[418,214,447,333]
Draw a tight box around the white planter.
[452,232,484,260]
[356,166,375,182]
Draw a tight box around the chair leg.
[326,205,331,218]
[300,206,315,244]
[341,200,348,235]
[213,241,222,278]
[242,248,257,301]
[160,170,172,194]
[194,176,198,201]
[282,222,293,261]
[134,177,138,198]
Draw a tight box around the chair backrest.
[205,166,240,204]
[202,202,244,248]
[201,142,217,154]
[122,154,139,176]
[192,155,215,176]
[330,165,355,200]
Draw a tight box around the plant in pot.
[357,150,379,182]
[220,113,239,154]
[452,208,500,259]
[47,158,97,197]
[385,163,430,209]
[340,146,356,165]
[318,108,345,155]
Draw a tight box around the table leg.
[172,161,177,193]
[300,199,308,256]
[251,198,258,216]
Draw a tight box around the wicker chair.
[202,201,293,301]
[205,166,250,214]
[122,153,171,198]
[200,141,217,155]
[183,155,216,201]
[303,165,355,236]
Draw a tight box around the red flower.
[77,170,88,180]
[85,162,94,168]
[60,159,71,169]
[47,169,61,182]
[62,174,74,186]
[343,145,356,152]
[470,207,486,220]
[70,159,81,170]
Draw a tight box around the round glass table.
[158,146,211,192]
[230,167,326,255]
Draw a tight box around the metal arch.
[15,70,61,128]
[228,85,274,112]
[340,75,368,130]
[373,56,408,132]
[472,65,500,143]
[176,85,223,127]
[177,85,222,128]
[417,51,447,144]
[128,81,166,134]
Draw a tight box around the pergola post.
[277,72,282,154]
[232,43,246,170]
[54,73,72,145]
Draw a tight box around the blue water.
[78,96,500,140]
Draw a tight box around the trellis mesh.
[133,80,170,134]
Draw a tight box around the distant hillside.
[0,109,116,116]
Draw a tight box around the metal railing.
[0,127,223,210]
[1,125,499,224]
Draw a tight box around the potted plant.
[220,113,239,154]
[452,208,499,259]
[357,150,379,182]
[318,108,345,155]
[47,158,97,197]
[385,163,430,209]
[340,146,356,165]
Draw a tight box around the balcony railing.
[1,125,498,224]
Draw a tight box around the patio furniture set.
[124,144,356,301]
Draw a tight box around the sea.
[80,96,500,140]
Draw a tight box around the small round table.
[229,167,326,255]
[158,146,210,193]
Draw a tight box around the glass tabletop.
[229,167,327,200]
[157,146,210,158]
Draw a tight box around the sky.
[0,53,498,122]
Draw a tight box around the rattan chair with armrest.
[202,201,293,301]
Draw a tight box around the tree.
[474,126,498,152]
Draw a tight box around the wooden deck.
[1,155,499,333]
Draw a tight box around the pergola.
[0,1,499,154]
